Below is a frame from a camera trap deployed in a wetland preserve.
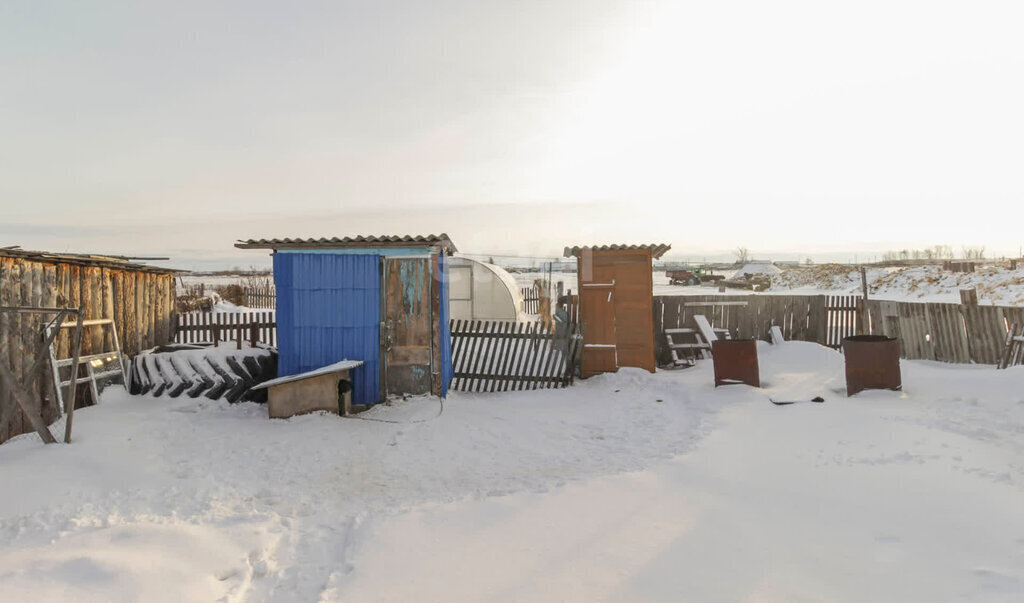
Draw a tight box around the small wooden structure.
[565,244,670,378]
[251,359,364,418]
[0,247,183,444]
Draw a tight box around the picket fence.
[449,319,582,392]
[175,311,277,347]
[521,287,540,314]
[242,286,276,309]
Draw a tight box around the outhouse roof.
[235,234,457,253]
[563,243,672,259]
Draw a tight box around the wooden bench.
[664,315,732,366]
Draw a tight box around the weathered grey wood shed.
[0,247,184,443]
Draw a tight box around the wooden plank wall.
[866,300,1024,365]
[0,257,177,443]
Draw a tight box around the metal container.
[842,335,901,396]
[712,339,760,387]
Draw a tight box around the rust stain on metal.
[712,339,760,387]
[842,335,901,396]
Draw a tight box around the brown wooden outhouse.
[565,244,670,378]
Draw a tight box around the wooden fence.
[175,311,277,347]
[866,300,1024,365]
[243,286,276,309]
[825,295,861,349]
[449,319,582,392]
[521,287,540,314]
[653,293,1024,366]
[653,294,862,364]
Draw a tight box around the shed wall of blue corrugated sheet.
[273,253,381,405]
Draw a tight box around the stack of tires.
[128,344,277,403]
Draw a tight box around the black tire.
[128,347,277,403]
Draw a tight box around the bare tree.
[734,247,750,264]
[962,246,986,260]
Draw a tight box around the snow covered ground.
[520,264,1024,305]
[773,264,1024,305]
[2,343,1022,601]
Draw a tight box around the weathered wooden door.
[577,249,656,377]
[382,257,434,396]
[612,252,655,372]
[578,253,618,378]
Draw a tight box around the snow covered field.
[180,263,1024,307]
[2,342,1022,601]
[518,264,1024,305]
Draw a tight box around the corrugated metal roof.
[235,234,457,253]
[564,244,672,259]
[0,246,186,273]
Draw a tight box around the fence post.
[858,267,869,335]
[250,323,259,347]
[212,323,220,345]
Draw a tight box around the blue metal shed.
[237,235,456,405]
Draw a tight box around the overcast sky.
[3,0,1022,269]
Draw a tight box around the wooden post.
[960,288,978,305]
[250,323,259,348]
[64,311,85,443]
[858,267,870,334]
[0,356,57,444]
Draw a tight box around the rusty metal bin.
[712,339,760,387]
[842,335,901,396]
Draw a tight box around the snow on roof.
[250,359,365,390]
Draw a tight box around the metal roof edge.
[563,243,672,260]
[235,234,457,253]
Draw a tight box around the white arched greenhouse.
[447,257,526,322]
